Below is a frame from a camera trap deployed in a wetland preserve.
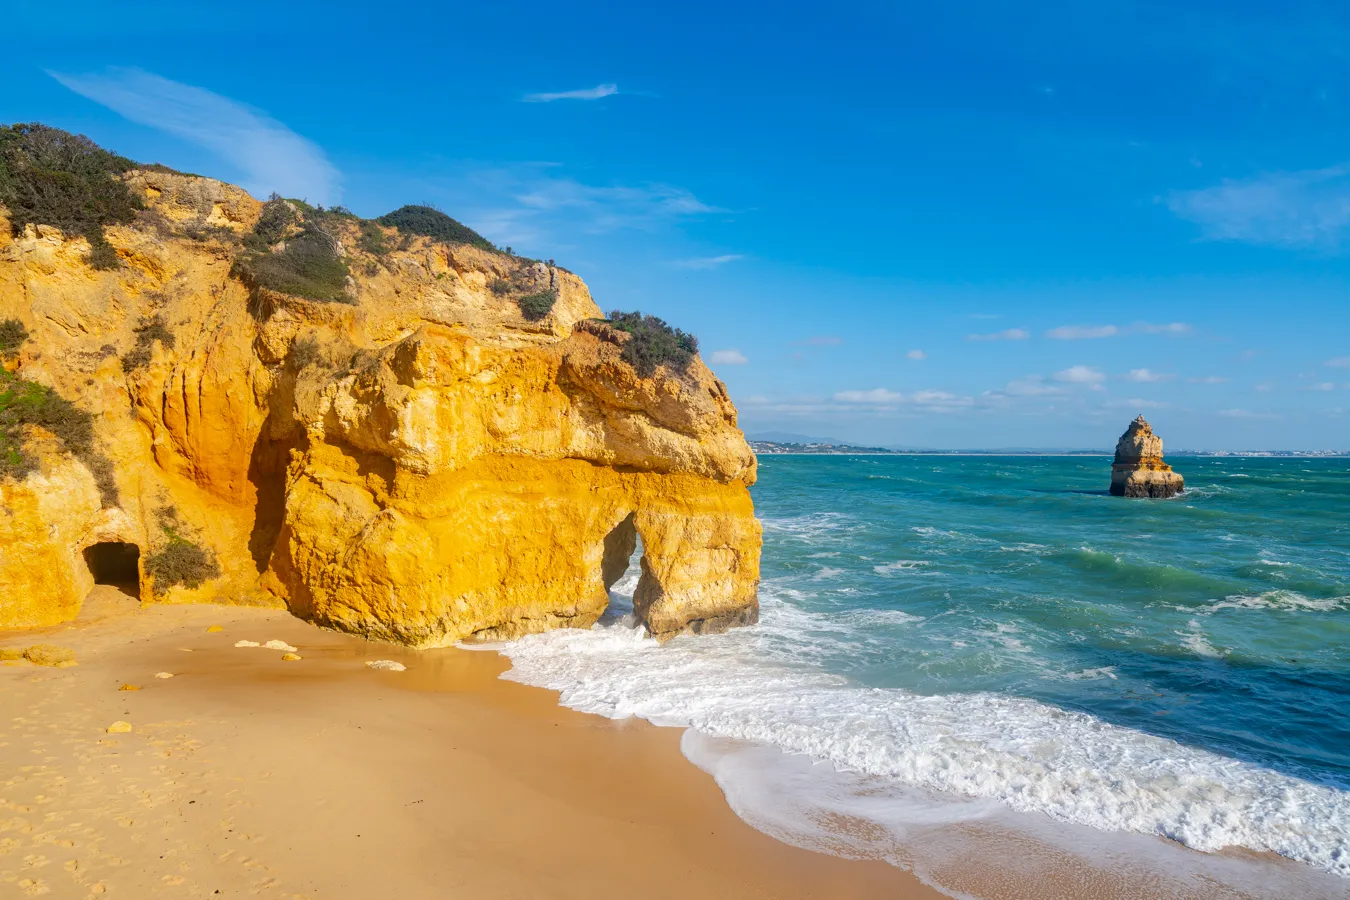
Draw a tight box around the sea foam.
[499,596,1350,886]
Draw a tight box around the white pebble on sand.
[153,672,174,679]
[234,640,261,648]
[366,660,406,672]
[263,640,298,652]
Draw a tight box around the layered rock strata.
[0,169,760,643]
[1109,415,1184,499]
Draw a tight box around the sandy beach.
[0,589,941,899]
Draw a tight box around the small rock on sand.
[154,672,174,679]
[106,721,133,734]
[263,640,298,652]
[118,684,141,691]
[366,660,407,672]
[281,653,302,661]
[24,644,77,667]
[207,625,224,632]
[234,640,261,648]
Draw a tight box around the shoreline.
[0,597,940,899]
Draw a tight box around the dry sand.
[0,589,942,899]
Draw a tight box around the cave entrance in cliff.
[83,542,142,600]
[600,513,643,623]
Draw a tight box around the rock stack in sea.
[1109,416,1184,498]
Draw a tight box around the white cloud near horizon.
[1166,163,1350,250]
[49,67,340,204]
[709,349,749,365]
[968,328,1030,341]
[675,254,744,269]
[522,84,619,103]
[1126,368,1174,383]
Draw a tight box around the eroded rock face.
[0,174,761,642]
[1110,416,1184,499]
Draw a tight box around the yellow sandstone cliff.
[0,169,761,644]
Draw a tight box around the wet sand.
[0,591,942,899]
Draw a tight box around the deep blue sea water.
[501,456,1350,897]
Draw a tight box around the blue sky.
[7,0,1349,449]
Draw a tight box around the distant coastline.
[749,440,1350,458]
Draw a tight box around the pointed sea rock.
[1109,415,1184,498]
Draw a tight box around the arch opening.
[600,513,642,623]
[83,542,141,599]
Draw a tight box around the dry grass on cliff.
[144,508,221,593]
[120,315,176,372]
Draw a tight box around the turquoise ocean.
[500,456,1350,898]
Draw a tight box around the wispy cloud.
[1188,376,1230,384]
[1110,398,1172,410]
[49,67,340,204]
[1326,357,1350,368]
[1047,324,1118,340]
[1218,408,1278,419]
[442,165,720,249]
[992,375,1065,398]
[523,84,619,103]
[1134,321,1192,336]
[832,388,973,413]
[675,254,744,269]
[1304,382,1337,391]
[1166,163,1350,250]
[967,328,1030,341]
[1047,322,1190,340]
[1055,365,1107,387]
[835,388,904,404]
[906,349,927,360]
[709,349,748,365]
[800,336,843,346]
[1126,368,1174,383]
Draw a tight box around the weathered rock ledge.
[0,168,760,644]
[1109,415,1184,499]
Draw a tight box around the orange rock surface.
[0,171,760,642]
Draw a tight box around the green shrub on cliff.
[0,319,28,357]
[0,366,118,505]
[376,205,494,251]
[607,310,699,377]
[0,123,142,269]
[516,290,557,321]
[235,197,351,303]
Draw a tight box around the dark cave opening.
[83,541,141,598]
